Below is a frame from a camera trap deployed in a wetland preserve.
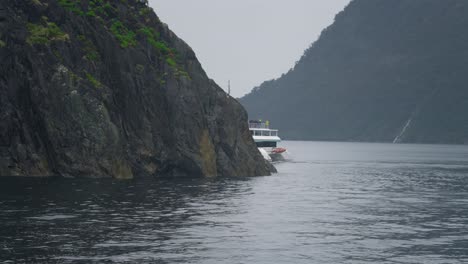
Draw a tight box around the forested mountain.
[240,0,468,144]
[0,0,271,178]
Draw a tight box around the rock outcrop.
[240,0,468,144]
[0,0,272,178]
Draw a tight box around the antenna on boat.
[228,80,231,95]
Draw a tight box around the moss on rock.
[26,22,69,45]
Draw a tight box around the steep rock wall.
[0,0,272,178]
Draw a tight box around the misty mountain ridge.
[240,0,468,144]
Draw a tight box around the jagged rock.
[0,0,272,178]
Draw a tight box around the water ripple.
[1,142,468,263]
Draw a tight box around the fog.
[149,0,351,97]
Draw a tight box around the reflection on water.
[1,141,468,263]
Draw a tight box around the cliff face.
[240,0,468,144]
[0,0,271,178]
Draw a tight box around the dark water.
[2,141,468,264]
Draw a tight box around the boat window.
[256,142,277,148]
[262,131,270,136]
[271,131,277,137]
[254,130,261,136]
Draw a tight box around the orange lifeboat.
[271,148,287,154]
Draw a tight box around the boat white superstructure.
[249,120,286,162]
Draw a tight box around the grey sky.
[149,0,351,97]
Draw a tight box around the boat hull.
[258,147,287,162]
[269,152,286,162]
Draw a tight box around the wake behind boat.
[249,120,287,162]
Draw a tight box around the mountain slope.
[0,0,272,178]
[240,0,468,144]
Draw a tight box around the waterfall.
[393,118,413,144]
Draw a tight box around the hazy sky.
[149,0,351,97]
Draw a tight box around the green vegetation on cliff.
[57,0,84,15]
[110,20,137,48]
[85,72,102,88]
[78,35,100,61]
[33,0,185,72]
[0,0,271,178]
[26,22,69,45]
[137,26,187,74]
[138,27,170,53]
[58,0,114,17]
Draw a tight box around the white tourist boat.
[249,120,287,162]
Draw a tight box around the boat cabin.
[249,120,281,148]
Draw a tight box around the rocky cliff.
[240,0,468,144]
[0,0,272,178]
